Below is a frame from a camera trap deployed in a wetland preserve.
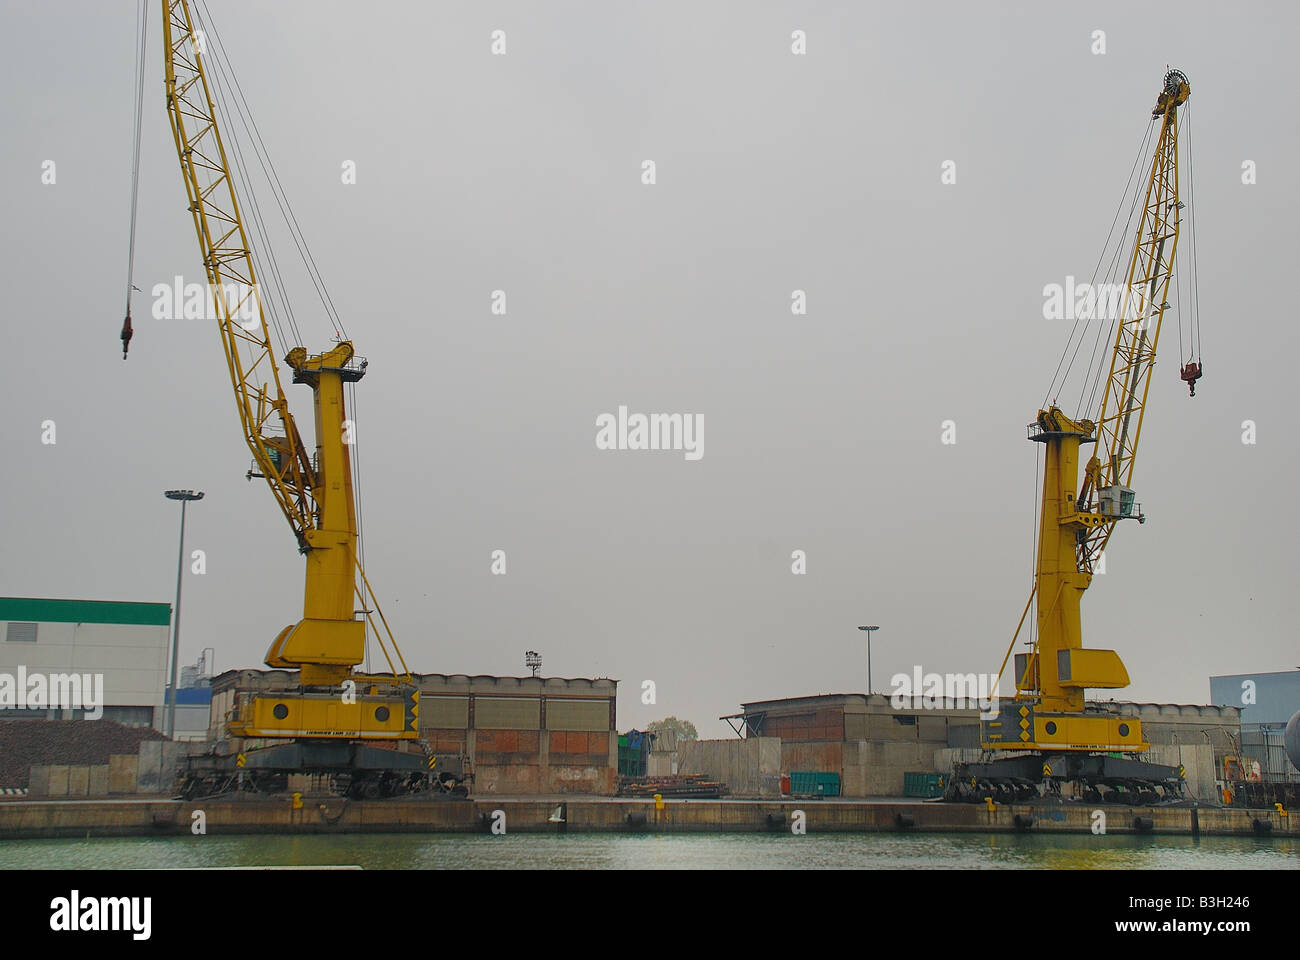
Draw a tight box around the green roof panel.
[0,597,171,626]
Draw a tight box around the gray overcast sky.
[1,1,1295,739]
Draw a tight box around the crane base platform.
[178,740,472,802]
[945,752,1185,805]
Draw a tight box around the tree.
[646,716,698,749]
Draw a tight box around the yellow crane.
[951,70,1202,804]
[150,0,464,798]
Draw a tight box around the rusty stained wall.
[473,730,616,796]
[762,707,845,742]
[781,740,843,772]
[426,698,617,796]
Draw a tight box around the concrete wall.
[677,737,945,798]
[137,741,204,795]
[647,751,676,777]
[108,753,138,794]
[30,762,114,799]
[6,797,1294,839]
[29,744,204,799]
[1146,743,1216,800]
[472,730,617,796]
[765,737,955,797]
[678,738,780,796]
[843,740,939,796]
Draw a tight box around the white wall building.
[0,597,171,729]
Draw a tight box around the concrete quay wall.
[0,797,1294,840]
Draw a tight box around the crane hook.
[120,311,134,360]
[1180,361,1202,396]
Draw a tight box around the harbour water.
[2,832,1297,870]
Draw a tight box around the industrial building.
[673,693,1239,800]
[0,597,171,729]
[209,670,618,795]
[1210,670,1300,782]
[166,652,215,741]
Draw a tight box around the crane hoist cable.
[191,1,299,355]
[121,0,149,359]
[187,0,348,357]
[1042,116,1154,407]
[1080,176,1145,419]
[1078,125,1154,419]
[1180,102,1204,393]
[1072,116,1165,422]
[1059,119,1152,403]
[201,42,292,353]
[195,0,347,344]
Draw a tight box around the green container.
[789,771,840,797]
[903,772,945,798]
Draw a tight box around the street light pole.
[858,625,880,695]
[164,490,204,738]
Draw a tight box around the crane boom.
[1077,69,1190,570]
[162,0,317,544]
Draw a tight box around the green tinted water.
[1,832,1296,869]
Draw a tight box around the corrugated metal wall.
[421,696,468,728]
[547,699,609,731]
[475,697,541,730]
[1241,727,1300,782]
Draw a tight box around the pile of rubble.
[0,719,166,789]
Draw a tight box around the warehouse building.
[210,670,618,795]
[676,692,1238,799]
[1209,670,1300,725]
[1210,670,1300,782]
[0,597,171,730]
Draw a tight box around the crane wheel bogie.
[175,740,473,801]
[943,754,1186,806]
